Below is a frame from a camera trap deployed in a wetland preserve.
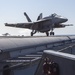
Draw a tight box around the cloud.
[18,29,31,36]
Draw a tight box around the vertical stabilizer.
[37,13,43,20]
[24,12,32,22]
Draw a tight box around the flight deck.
[0,35,75,75]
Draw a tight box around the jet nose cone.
[63,18,68,22]
[65,18,68,21]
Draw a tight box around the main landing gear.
[31,32,33,36]
[31,30,36,36]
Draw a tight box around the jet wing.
[5,22,33,29]
[5,19,51,30]
[54,24,73,28]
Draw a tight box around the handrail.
[58,44,75,52]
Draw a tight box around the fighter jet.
[5,12,73,36]
[2,33,10,36]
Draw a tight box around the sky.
[0,0,75,36]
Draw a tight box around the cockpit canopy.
[51,13,61,17]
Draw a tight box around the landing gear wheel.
[53,32,54,35]
[31,32,33,36]
[50,32,54,35]
[46,32,49,36]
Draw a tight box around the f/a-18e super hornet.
[5,12,73,36]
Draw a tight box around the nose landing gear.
[45,32,55,36]
[50,32,54,35]
[46,32,49,36]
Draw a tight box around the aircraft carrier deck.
[0,35,75,75]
